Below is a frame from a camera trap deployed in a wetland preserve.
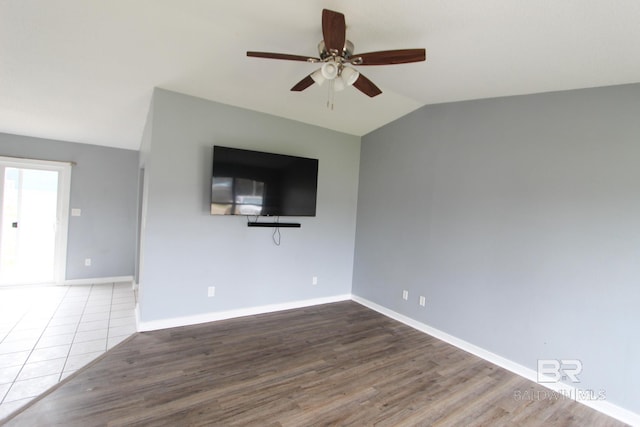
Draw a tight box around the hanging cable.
[272,216,281,246]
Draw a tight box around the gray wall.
[0,133,139,280]
[138,89,360,322]
[352,83,640,413]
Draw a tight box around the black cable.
[246,215,281,245]
[272,216,281,246]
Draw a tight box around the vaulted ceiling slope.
[1,1,639,150]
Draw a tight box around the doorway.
[0,157,71,285]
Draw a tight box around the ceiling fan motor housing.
[318,40,355,62]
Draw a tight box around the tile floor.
[0,282,137,420]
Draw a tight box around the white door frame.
[0,156,72,284]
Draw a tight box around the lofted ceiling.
[1,1,639,150]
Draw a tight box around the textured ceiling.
[1,1,639,150]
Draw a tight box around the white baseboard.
[351,295,640,427]
[136,294,352,332]
[64,276,134,286]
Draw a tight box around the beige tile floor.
[0,282,137,419]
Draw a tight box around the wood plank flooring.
[0,301,626,426]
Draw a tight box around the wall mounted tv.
[211,146,318,217]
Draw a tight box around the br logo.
[537,359,582,383]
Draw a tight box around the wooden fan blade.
[291,75,315,92]
[247,51,320,62]
[322,9,346,53]
[352,49,426,65]
[353,74,382,97]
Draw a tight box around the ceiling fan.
[247,9,426,100]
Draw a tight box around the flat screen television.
[211,146,318,217]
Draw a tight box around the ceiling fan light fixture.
[321,61,339,80]
[310,69,325,86]
[333,76,346,92]
[340,66,359,86]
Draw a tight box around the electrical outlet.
[207,286,215,297]
[312,276,318,285]
[84,258,91,267]
[419,296,426,307]
[402,290,408,300]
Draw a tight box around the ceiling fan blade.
[352,49,426,65]
[291,75,315,92]
[247,51,320,62]
[322,9,346,53]
[353,74,382,97]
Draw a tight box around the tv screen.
[211,146,318,217]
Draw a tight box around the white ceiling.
[1,1,639,150]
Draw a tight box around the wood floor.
[0,301,625,426]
